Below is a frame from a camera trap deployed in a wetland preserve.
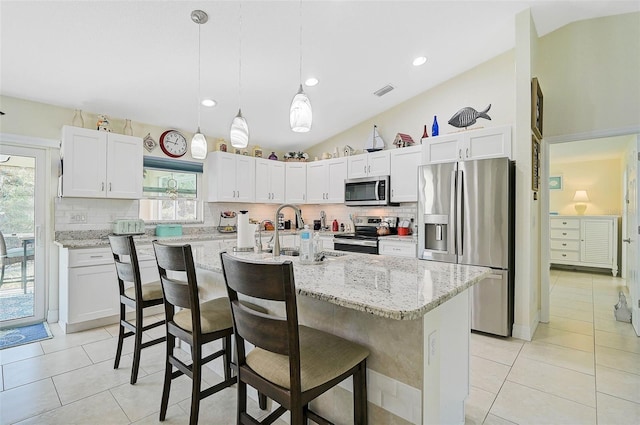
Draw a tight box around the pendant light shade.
[230,109,249,148]
[191,128,208,159]
[290,84,312,132]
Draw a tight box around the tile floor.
[0,269,638,425]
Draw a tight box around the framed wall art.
[532,136,540,192]
[531,77,544,139]
[549,175,563,191]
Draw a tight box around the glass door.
[0,146,46,326]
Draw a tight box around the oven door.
[333,238,378,255]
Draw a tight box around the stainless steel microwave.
[344,175,393,206]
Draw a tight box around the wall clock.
[159,130,187,158]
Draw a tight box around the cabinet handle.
[237,191,240,198]
[89,255,104,258]
[562,232,567,235]
[364,166,366,174]
[466,148,469,157]
[562,243,567,246]
[109,183,112,192]
[459,149,463,159]
[562,254,567,257]
[101,182,105,191]
[562,221,567,224]
[368,165,371,173]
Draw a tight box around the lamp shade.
[230,109,249,148]
[190,129,208,160]
[290,84,312,133]
[572,190,590,202]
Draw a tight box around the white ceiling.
[2,1,639,152]
[550,135,632,163]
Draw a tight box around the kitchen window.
[139,157,203,222]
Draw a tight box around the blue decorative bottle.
[432,116,439,137]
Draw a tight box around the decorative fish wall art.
[448,104,492,128]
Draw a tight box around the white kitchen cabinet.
[255,158,285,203]
[306,157,347,204]
[389,145,422,202]
[423,125,511,164]
[379,239,417,258]
[206,151,255,202]
[285,162,307,204]
[60,125,143,199]
[549,215,619,276]
[347,150,390,179]
[58,246,160,333]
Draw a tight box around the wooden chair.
[152,241,238,425]
[220,252,370,425]
[108,235,166,385]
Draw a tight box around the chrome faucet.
[255,219,273,253]
[273,204,304,258]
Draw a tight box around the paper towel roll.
[237,211,253,249]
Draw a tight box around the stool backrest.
[108,235,143,298]
[220,252,302,390]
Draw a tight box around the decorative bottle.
[268,152,278,160]
[332,219,339,232]
[420,125,429,143]
[432,116,439,137]
[72,109,84,128]
[123,119,133,136]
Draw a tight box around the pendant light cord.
[239,1,243,106]
[197,20,202,130]
[299,0,303,85]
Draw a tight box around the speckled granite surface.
[151,240,489,321]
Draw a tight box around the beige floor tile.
[482,413,517,424]
[14,390,129,425]
[532,324,594,352]
[131,404,189,425]
[550,296,593,312]
[549,304,594,322]
[0,378,61,425]
[546,315,593,336]
[596,345,640,375]
[0,341,44,366]
[596,365,640,404]
[594,316,638,337]
[596,392,640,425]
[82,332,153,364]
[519,340,594,375]
[110,370,193,422]
[595,330,640,354]
[470,355,510,394]
[550,290,593,304]
[470,333,523,366]
[52,354,139,405]
[464,385,496,425]
[41,325,112,354]
[490,381,596,425]
[2,345,92,389]
[507,356,596,407]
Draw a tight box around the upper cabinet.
[347,150,390,179]
[255,158,285,204]
[306,157,347,204]
[389,145,422,203]
[60,125,143,199]
[206,151,255,202]
[285,162,307,204]
[423,125,512,164]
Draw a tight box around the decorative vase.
[432,116,439,137]
[72,109,84,127]
[420,124,429,143]
[268,152,278,160]
[123,119,133,136]
[97,114,111,132]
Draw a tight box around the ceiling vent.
[373,84,395,97]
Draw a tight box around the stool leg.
[237,379,247,423]
[159,334,174,421]
[353,360,367,425]
[114,303,125,370]
[130,306,144,384]
[189,343,202,425]
[223,335,232,382]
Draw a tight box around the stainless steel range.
[333,216,398,255]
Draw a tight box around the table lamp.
[573,190,589,215]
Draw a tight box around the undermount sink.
[261,247,299,256]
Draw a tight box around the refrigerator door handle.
[451,169,458,255]
[486,273,504,280]
[456,170,464,257]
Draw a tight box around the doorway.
[0,146,47,327]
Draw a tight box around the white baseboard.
[512,311,540,341]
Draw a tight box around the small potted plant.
[284,152,309,162]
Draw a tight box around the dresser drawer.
[550,250,580,262]
[550,240,580,251]
[550,218,580,230]
[550,229,580,240]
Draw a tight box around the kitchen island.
[176,240,489,424]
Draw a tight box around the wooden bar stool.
[108,235,166,385]
[220,252,370,425]
[152,242,238,425]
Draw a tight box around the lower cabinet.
[379,239,417,258]
[58,246,159,333]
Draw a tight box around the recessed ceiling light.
[201,99,216,107]
[412,56,427,66]
[304,77,319,87]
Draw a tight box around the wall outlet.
[70,213,86,223]
[428,330,437,365]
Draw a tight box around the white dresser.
[549,215,619,276]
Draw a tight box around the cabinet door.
[105,133,143,199]
[255,159,271,203]
[422,133,461,164]
[285,162,307,203]
[581,219,613,265]
[235,155,255,202]
[306,162,327,203]
[270,161,286,203]
[326,158,347,203]
[347,154,368,179]
[367,150,390,177]
[466,126,512,160]
[206,152,236,201]
[68,264,119,324]
[61,126,108,197]
[390,146,422,202]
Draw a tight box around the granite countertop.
[161,241,489,321]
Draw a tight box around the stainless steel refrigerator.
[418,157,515,336]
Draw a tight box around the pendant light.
[230,2,249,148]
[290,0,312,133]
[190,10,208,160]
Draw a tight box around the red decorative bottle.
[420,125,429,144]
[332,219,339,232]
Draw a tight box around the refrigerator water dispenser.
[423,214,449,253]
